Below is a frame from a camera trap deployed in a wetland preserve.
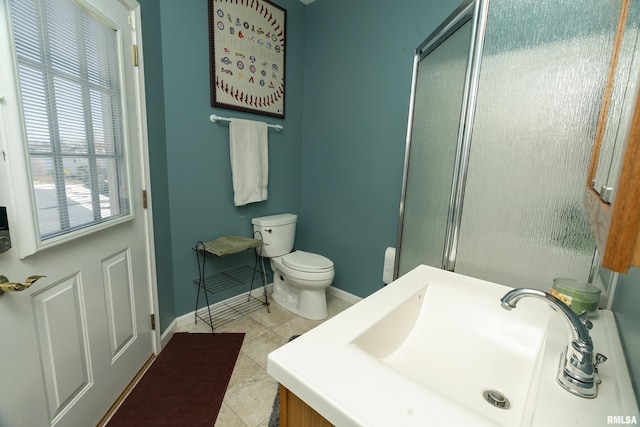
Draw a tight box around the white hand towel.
[229,118,269,206]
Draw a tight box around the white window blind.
[9,0,130,241]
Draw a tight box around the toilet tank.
[252,213,297,258]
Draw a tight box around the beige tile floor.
[176,293,354,427]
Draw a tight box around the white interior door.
[0,0,157,426]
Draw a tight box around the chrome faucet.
[500,288,607,399]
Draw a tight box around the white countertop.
[267,266,639,426]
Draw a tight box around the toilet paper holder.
[383,247,396,285]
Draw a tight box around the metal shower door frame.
[394,0,491,279]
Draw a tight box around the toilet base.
[272,281,328,320]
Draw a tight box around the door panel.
[0,0,156,425]
[32,276,91,422]
[103,249,136,357]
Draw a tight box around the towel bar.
[209,113,283,131]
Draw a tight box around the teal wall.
[158,0,307,320]
[612,268,640,406]
[140,0,307,331]
[139,0,459,330]
[298,0,459,298]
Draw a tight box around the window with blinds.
[9,0,130,241]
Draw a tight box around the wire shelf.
[195,292,268,330]
[192,265,263,294]
[192,242,269,334]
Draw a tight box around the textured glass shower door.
[397,0,626,291]
[452,0,622,290]
[396,8,474,277]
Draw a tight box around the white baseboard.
[159,283,274,346]
[327,285,362,305]
[160,319,177,348]
[159,283,361,342]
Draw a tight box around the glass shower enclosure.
[395,0,629,290]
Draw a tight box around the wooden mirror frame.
[584,0,640,273]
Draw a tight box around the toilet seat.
[283,250,333,273]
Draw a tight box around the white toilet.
[252,213,335,320]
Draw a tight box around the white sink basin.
[267,265,639,427]
[352,279,549,426]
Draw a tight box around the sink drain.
[482,389,511,409]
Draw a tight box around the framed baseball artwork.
[209,0,286,118]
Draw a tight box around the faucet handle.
[593,353,608,384]
[577,311,593,330]
[594,353,607,367]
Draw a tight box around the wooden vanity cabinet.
[584,0,640,273]
[279,386,334,427]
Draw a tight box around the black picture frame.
[209,0,286,118]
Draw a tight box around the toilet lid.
[283,251,334,272]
